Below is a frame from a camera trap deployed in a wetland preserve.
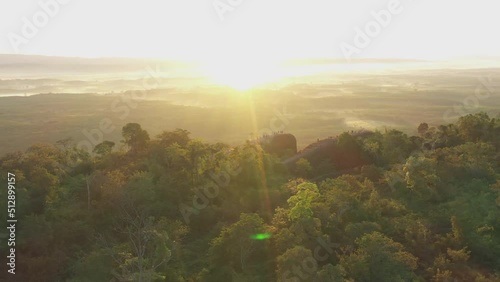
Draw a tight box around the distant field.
[1,68,499,156]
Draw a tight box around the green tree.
[340,232,418,281]
[122,123,150,151]
[209,213,268,273]
[276,246,314,282]
[294,158,312,178]
[287,182,319,221]
[456,112,492,142]
[156,128,190,147]
[403,155,441,201]
[418,122,429,136]
[93,140,115,156]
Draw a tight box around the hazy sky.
[1,0,499,62]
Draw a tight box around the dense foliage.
[1,113,499,281]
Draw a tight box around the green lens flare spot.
[250,233,272,240]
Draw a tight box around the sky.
[0,0,499,63]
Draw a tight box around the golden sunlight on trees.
[0,113,499,281]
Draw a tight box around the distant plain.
[1,56,499,156]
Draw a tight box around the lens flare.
[250,233,272,240]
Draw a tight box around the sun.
[200,57,284,91]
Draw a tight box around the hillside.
[0,112,499,281]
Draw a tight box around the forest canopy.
[0,112,499,281]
